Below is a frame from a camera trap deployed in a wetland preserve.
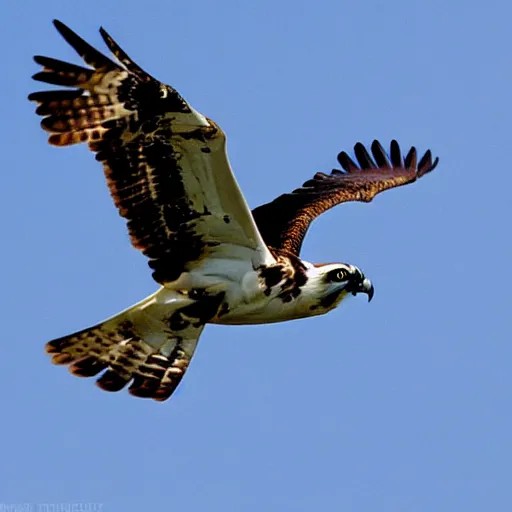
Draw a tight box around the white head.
[304,262,374,314]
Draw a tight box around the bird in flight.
[29,20,438,402]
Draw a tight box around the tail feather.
[69,356,107,377]
[46,302,204,402]
[129,352,190,401]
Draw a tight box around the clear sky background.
[1,0,511,510]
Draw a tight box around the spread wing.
[29,20,275,284]
[251,140,438,256]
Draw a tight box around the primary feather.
[30,20,274,285]
[252,140,438,255]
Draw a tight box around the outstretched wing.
[29,20,275,284]
[251,140,438,256]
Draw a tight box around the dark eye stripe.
[326,268,348,282]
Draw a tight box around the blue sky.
[1,0,511,510]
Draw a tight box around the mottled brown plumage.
[29,21,438,402]
[251,140,438,255]
[45,316,199,401]
[29,20,265,286]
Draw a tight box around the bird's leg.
[168,290,226,330]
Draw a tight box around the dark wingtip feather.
[354,142,376,169]
[98,26,113,51]
[99,26,155,83]
[52,19,80,47]
[337,151,359,173]
[28,89,82,102]
[404,146,417,169]
[389,140,403,167]
[51,19,116,69]
[32,71,64,86]
[33,55,92,76]
[98,26,119,54]
[52,19,84,45]
[52,19,66,32]
[99,26,119,54]
[371,140,391,168]
[417,151,439,177]
[418,149,432,168]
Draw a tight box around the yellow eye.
[335,269,347,281]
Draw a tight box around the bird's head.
[308,262,374,312]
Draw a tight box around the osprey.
[29,21,438,402]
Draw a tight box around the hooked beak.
[350,277,374,302]
[362,278,374,302]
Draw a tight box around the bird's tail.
[46,291,205,402]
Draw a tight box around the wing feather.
[252,140,438,255]
[29,21,274,283]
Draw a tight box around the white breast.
[156,255,329,326]
[211,272,327,325]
